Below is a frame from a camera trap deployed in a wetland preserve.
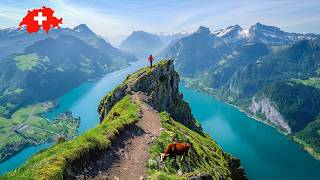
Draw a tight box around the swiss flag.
[19,6,63,34]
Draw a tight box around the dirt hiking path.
[74,93,162,180]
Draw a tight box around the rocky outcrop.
[249,96,291,134]
[98,60,247,179]
[98,60,202,134]
[228,158,247,180]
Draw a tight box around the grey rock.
[98,60,203,134]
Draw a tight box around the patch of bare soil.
[73,93,161,180]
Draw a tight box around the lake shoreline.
[0,109,80,167]
[0,59,148,175]
[181,80,320,161]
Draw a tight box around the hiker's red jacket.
[148,55,154,62]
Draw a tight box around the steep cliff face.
[98,60,202,134]
[98,60,247,179]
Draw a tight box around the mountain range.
[119,30,189,58]
[213,23,318,47]
[0,25,137,116]
[158,23,320,159]
[0,24,136,62]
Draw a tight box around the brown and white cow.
[160,143,191,161]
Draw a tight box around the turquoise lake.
[1,60,320,179]
[180,85,320,180]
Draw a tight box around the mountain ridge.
[119,30,189,58]
[213,22,319,47]
[0,24,137,62]
[0,34,125,117]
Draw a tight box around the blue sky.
[1,0,320,45]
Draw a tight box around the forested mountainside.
[159,23,320,159]
[119,31,189,58]
[0,24,136,62]
[0,25,137,116]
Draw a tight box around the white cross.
[34,12,47,26]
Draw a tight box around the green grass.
[0,88,24,99]
[98,60,172,117]
[316,68,320,76]
[292,78,320,90]
[1,95,140,180]
[292,136,320,160]
[0,103,79,164]
[14,53,50,71]
[294,118,320,159]
[0,106,6,117]
[147,112,233,179]
[56,67,64,72]
[5,103,15,109]
[15,53,40,71]
[14,88,24,94]
[125,59,170,84]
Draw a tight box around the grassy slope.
[289,78,320,159]
[1,96,139,180]
[14,53,49,71]
[147,112,234,180]
[0,88,24,99]
[294,118,320,159]
[98,60,168,117]
[293,78,320,90]
[0,103,79,163]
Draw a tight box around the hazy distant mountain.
[0,35,125,115]
[119,31,189,58]
[156,31,189,47]
[69,25,137,63]
[159,26,230,77]
[119,31,163,58]
[0,24,137,62]
[213,23,319,47]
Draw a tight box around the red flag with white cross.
[19,6,63,34]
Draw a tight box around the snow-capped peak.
[212,22,319,47]
[214,25,243,37]
[73,24,95,35]
[239,29,250,37]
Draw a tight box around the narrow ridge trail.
[74,93,162,180]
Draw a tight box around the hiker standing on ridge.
[148,54,154,68]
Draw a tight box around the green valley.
[0,102,79,163]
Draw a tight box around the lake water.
[180,85,320,180]
[0,60,148,175]
[1,60,320,179]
